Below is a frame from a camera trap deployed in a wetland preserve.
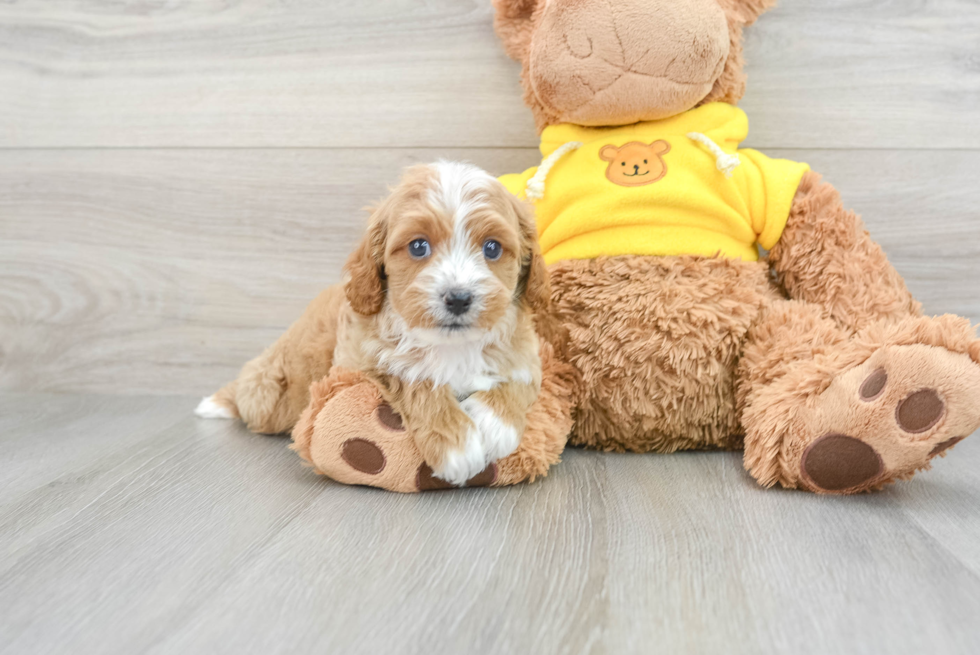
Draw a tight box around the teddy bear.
[210,0,980,495]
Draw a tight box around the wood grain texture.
[1,0,979,149]
[2,148,978,395]
[1,394,978,655]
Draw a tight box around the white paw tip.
[433,435,486,486]
[194,395,234,419]
[460,397,521,462]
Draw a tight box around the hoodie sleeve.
[737,148,810,250]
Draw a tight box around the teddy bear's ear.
[650,140,672,155]
[716,0,777,25]
[343,204,389,316]
[701,0,775,105]
[599,145,620,162]
[492,0,540,61]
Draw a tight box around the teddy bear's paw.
[304,383,421,493]
[303,383,495,492]
[796,344,980,494]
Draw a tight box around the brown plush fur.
[769,171,922,332]
[550,254,779,453]
[541,164,980,492]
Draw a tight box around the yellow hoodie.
[499,103,810,265]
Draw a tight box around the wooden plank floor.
[1,395,979,654]
[2,0,980,653]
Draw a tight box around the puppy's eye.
[408,239,430,259]
[621,162,626,166]
[482,239,502,261]
[643,159,648,164]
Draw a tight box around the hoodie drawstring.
[525,141,582,200]
[687,132,740,177]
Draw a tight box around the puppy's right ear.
[492,0,540,61]
[508,192,551,314]
[343,210,387,316]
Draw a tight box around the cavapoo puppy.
[197,162,550,484]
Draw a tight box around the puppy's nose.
[444,290,473,316]
[633,164,640,172]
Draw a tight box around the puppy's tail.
[194,381,239,420]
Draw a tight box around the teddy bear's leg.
[737,299,980,493]
[290,341,574,492]
[548,254,774,453]
[769,170,921,332]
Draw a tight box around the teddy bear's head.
[492,0,775,130]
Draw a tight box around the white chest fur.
[343,304,516,398]
[375,331,503,398]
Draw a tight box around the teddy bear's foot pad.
[801,434,884,493]
[416,462,497,491]
[797,344,980,493]
[305,382,501,493]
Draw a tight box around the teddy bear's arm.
[768,170,920,333]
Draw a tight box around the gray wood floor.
[2,395,980,655]
[2,1,980,653]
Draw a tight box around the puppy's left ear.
[510,193,551,313]
[344,207,388,316]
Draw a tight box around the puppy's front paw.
[432,432,487,486]
[460,396,521,463]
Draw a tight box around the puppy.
[198,162,551,485]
